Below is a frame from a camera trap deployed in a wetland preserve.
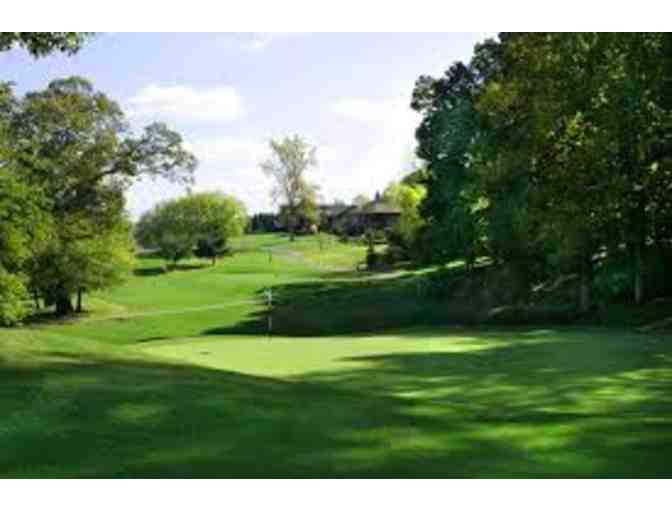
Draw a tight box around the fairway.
[2,234,671,477]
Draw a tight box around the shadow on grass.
[133,263,210,278]
[2,327,671,477]
[203,271,484,337]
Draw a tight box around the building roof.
[335,199,401,217]
[358,199,401,215]
[319,203,350,217]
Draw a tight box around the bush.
[483,264,532,305]
[384,245,408,265]
[385,228,406,249]
[426,267,461,299]
[371,228,387,244]
[366,247,379,270]
[593,268,630,303]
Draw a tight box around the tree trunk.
[578,252,593,314]
[55,291,74,316]
[288,213,296,242]
[212,256,217,266]
[76,288,83,313]
[633,241,644,304]
[33,290,41,310]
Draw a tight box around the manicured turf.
[1,234,671,477]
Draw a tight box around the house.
[333,196,401,235]
[276,202,350,233]
[318,203,350,231]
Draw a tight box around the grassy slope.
[1,234,671,477]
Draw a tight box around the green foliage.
[260,135,319,239]
[29,220,135,312]
[0,76,196,317]
[412,33,672,309]
[365,246,379,270]
[352,193,370,207]
[0,159,51,324]
[384,181,426,249]
[136,192,248,267]
[0,32,92,57]
[0,266,28,326]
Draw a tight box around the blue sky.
[0,32,493,215]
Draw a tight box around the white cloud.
[127,135,274,218]
[318,95,421,202]
[329,97,405,125]
[187,136,266,167]
[127,95,422,218]
[128,84,245,123]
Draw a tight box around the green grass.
[2,234,671,477]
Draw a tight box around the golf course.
[2,234,671,477]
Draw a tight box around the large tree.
[0,33,99,323]
[260,135,319,240]
[411,53,490,269]
[6,77,197,315]
[413,33,672,311]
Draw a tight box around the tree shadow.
[2,327,671,477]
[202,272,485,337]
[133,262,210,277]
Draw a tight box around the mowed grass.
[1,234,671,477]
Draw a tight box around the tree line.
[408,33,672,312]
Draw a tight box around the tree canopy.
[0,75,196,319]
[411,33,672,310]
[261,135,319,240]
[0,32,93,57]
[136,192,248,268]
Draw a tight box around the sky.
[0,32,494,216]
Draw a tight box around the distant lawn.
[2,233,671,477]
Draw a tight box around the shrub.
[593,268,630,303]
[426,267,461,299]
[384,245,408,265]
[366,247,379,270]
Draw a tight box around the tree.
[136,192,247,268]
[0,170,50,322]
[0,34,94,324]
[384,181,427,248]
[260,135,318,241]
[411,56,486,268]
[0,32,92,57]
[588,33,672,303]
[295,183,320,233]
[189,192,248,265]
[413,33,672,311]
[136,200,196,268]
[28,219,135,314]
[6,77,197,315]
[473,33,672,309]
[352,194,370,207]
